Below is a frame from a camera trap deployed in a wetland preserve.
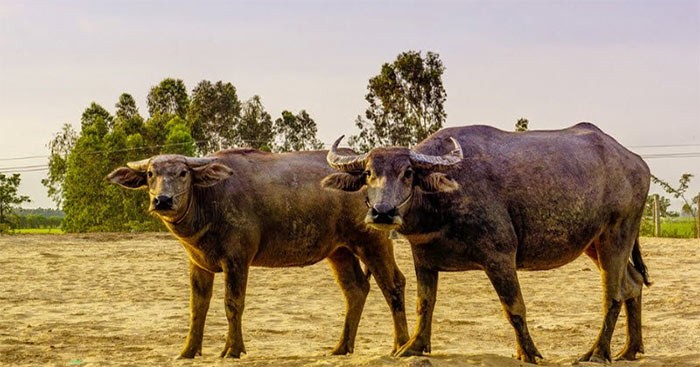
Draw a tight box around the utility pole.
[653,194,661,237]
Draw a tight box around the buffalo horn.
[326,135,368,172]
[184,157,217,167]
[126,158,150,172]
[409,137,463,171]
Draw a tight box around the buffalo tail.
[632,237,652,287]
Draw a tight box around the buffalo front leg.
[485,260,542,364]
[178,262,214,359]
[395,266,438,357]
[327,248,371,355]
[220,258,249,358]
[358,242,409,354]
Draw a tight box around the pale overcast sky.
[1,0,698,209]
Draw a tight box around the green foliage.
[350,50,446,152]
[187,80,242,155]
[644,195,673,218]
[237,95,274,151]
[147,78,190,120]
[42,123,78,207]
[114,93,145,136]
[164,117,196,156]
[81,102,114,134]
[0,173,31,233]
[273,110,324,152]
[515,118,529,132]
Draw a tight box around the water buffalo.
[322,123,651,364]
[107,149,409,358]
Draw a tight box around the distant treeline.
[13,208,64,229]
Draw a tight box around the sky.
[1,0,699,210]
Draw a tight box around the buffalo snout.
[153,195,174,211]
[367,205,401,227]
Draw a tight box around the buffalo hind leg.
[395,265,438,357]
[220,258,249,358]
[357,240,409,354]
[583,243,645,361]
[178,262,215,359]
[327,247,371,355]
[578,234,630,363]
[616,260,646,360]
[485,257,542,364]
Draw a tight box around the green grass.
[11,228,64,234]
[638,217,696,238]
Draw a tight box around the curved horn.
[409,137,463,171]
[326,135,368,172]
[184,157,217,168]
[126,158,151,172]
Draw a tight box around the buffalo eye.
[147,171,153,179]
[179,170,188,178]
[403,168,414,180]
[364,170,372,178]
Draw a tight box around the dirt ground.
[0,233,698,367]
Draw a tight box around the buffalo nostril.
[153,195,173,210]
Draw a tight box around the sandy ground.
[0,233,698,367]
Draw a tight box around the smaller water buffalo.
[322,123,651,364]
[108,149,408,358]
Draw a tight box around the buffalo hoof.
[614,344,644,361]
[220,345,246,358]
[515,347,543,364]
[576,349,611,364]
[330,343,353,355]
[176,348,200,359]
[394,338,430,357]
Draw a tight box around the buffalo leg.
[585,246,645,361]
[357,242,409,354]
[485,260,542,363]
[220,258,249,358]
[327,247,371,355]
[578,235,629,363]
[395,265,438,357]
[178,262,215,359]
[616,293,644,360]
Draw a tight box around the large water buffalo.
[322,123,651,364]
[107,149,409,358]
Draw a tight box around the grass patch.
[642,217,697,238]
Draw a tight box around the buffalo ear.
[417,172,460,193]
[107,167,148,190]
[192,163,234,187]
[321,172,366,192]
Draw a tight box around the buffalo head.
[107,155,233,222]
[321,136,462,230]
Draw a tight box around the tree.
[187,80,242,155]
[349,50,446,152]
[42,123,78,208]
[236,95,274,151]
[273,110,324,152]
[652,173,699,238]
[164,117,196,156]
[515,118,529,132]
[114,93,145,136]
[0,173,31,232]
[644,195,672,217]
[81,102,113,137]
[147,78,189,120]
